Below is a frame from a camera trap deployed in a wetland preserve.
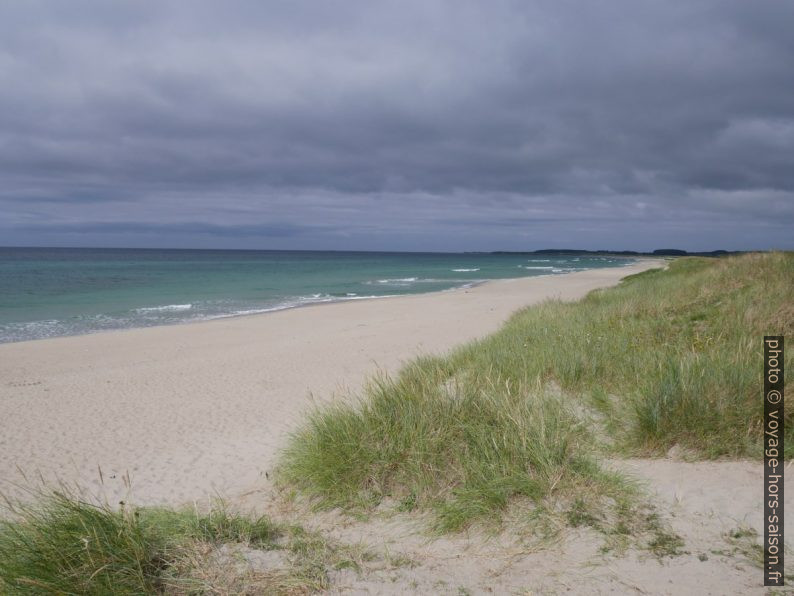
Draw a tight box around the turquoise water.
[0,248,635,343]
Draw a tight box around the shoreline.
[0,257,644,346]
[0,260,649,347]
[0,260,664,507]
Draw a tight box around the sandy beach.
[0,261,662,506]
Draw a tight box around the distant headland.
[490,248,740,257]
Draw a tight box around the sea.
[0,248,636,343]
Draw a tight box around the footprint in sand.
[7,380,43,387]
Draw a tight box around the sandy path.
[0,261,662,506]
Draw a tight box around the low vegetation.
[279,252,793,529]
[0,492,366,594]
[279,366,642,534]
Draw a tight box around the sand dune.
[0,262,662,505]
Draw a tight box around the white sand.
[1,261,660,505]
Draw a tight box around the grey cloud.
[13,221,317,238]
[0,0,792,250]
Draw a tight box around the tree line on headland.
[489,248,737,257]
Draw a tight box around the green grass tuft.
[138,505,278,547]
[0,492,168,594]
[0,491,356,595]
[280,368,633,531]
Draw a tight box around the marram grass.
[0,491,357,595]
[279,252,794,529]
[452,252,794,457]
[0,492,278,594]
[281,367,632,532]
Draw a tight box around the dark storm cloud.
[0,0,792,250]
[14,221,318,238]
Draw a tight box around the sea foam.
[135,304,193,313]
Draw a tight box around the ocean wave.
[135,303,192,313]
[522,266,554,269]
[363,277,419,286]
[415,278,483,283]
[336,294,390,301]
[365,276,488,286]
[451,268,480,272]
[528,259,551,262]
[203,293,392,320]
[0,320,66,342]
[0,315,135,343]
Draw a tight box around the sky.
[1,0,792,252]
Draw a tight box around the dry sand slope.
[0,260,661,506]
[237,458,786,595]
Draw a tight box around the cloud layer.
[1,0,792,250]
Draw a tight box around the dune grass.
[280,368,637,534]
[451,252,794,457]
[0,491,361,594]
[0,492,274,594]
[279,252,793,530]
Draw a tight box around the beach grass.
[0,491,362,595]
[454,251,794,457]
[281,366,638,533]
[279,252,793,529]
